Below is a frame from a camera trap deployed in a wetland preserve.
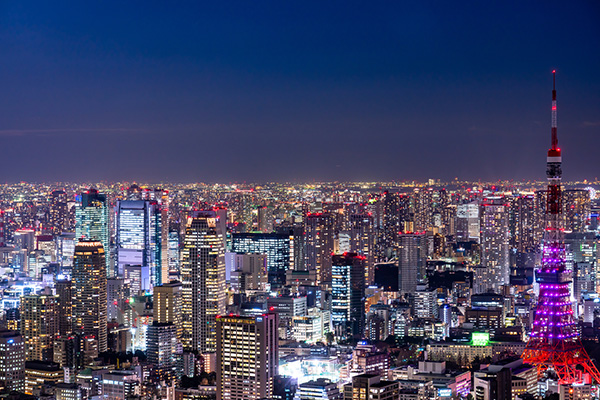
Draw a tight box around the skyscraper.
[0,330,25,393]
[154,281,182,339]
[55,279,72,336]
[397,232,427,295]
[181,213,226,353]
[348,213,375,284]
[480,197,510,293]
[115,199,165,286]
[231,232,293,285]
[20,292,59,361]
[216,314,278,400]
[72,240,107,353]
[49,190,70,235]
[331,253,365,340]
[304,213,335,286]
[75,189,109,271]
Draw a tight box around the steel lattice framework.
[521,71,600,385]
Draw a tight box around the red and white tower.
[521,71,600,384]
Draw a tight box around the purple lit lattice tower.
[521,72,600,385]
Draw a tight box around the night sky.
[1,2,599,183]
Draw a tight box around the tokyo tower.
[521,71,600,385]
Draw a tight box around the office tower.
[24,361,63,396]
[53,336,76,369]
[36,234,56,262]
[49,189,70,235]
[565,232,597,301]
[0,330,26,393]
[57,232,76,268]
[522,72,600,384]
[456,202,480,242]
[304,213,335,286]
[480,197,510,293]
[146,322,177,367]
[412,285,437,319]
[181,213,226,353]
[343,374,399,400]
[116,198,165,286]
[107,278,129,324]
[348,213,375,284]
[72,240,108,353]
[75,189,109,268]
[124,264,150,294]
[100,371,140,400]
[230,253,268,293]
[232,232,293,285]
[397,232,427,295]
[55,279,72,336]
[154,281,182,339]
[275,224,305,272]
[20,292,59,361]
[168,230,180,280]
[216,314,278,400]
[331,253,365,340]
[267,296,307,339]
[258,205,274,232]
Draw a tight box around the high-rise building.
[20,291,59,361]
[381,192,400,255]
[258,206,274,233]
[75,189,109,272]
[216,314,278,400]
[49,190,70,235]
[55,279,72,336]
[397,232,427,295]
[304,213,335,286]
[456,202,480,242]
[116,199,165,286]
[564,189,591,233]
[72,240,107,352]
[480,197,510,293]
[168,230,180,281]
[181,213,226,353]
[348,214,375,284]
[232,232,293,285]
[0,330,25,393]
[230,253,268,293]
[331,253,365,340]
[146,322,177,367]
[107,278,129,325]
[154,281,182,339]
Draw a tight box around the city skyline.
[1,2,599,182]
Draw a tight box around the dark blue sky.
[1,2,599,183]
